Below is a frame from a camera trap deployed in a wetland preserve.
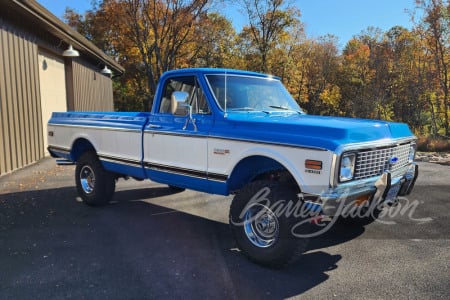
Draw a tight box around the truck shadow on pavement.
[0,186,368,299]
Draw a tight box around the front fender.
[226,146,308,193]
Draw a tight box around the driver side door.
[143,75,213,191]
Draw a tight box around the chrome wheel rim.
[80,165,95,194]
[243,203,279,248]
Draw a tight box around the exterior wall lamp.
[62,44,80,57]
[101,65,112,76]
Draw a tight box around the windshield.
[205,74,304,113]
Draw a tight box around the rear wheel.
[75,151,116,206]
[229,180,310,268]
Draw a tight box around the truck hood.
[215,113,415,151]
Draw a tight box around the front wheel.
[75,151,116,206]
[229,180,310,268]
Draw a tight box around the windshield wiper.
[269,105,304,114]
[229,107,256,111]
[269,105,290,110]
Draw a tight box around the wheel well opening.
[228,155,299,193]
[70,138,96,162]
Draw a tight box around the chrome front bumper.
[310,163,419,216]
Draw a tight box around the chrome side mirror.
[170,91,197,131]
[171,91,190,116]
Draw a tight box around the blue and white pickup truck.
[48,68,418,267]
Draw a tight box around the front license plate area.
[384,182,401,203]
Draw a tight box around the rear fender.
[70,138,96,162]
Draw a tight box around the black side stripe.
[51,148,228,182]
[144,162,228,182]
[98,154,142,167]
[207,172,229,182]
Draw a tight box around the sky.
[36,0,420,48]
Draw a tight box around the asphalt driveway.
[0,158,449,299]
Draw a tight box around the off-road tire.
[229,180,310,268]
[75,151,116,206]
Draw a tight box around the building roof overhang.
[5,0,124,75]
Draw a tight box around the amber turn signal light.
[305,160,322,170]
[355,194,371,206]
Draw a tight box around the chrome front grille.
[354,143,411,180]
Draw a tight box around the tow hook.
[386,197,400,207]
[310,215,333,224]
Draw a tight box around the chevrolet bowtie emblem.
[390,156,399,164]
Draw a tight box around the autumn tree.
[287,36,341,115]
[120,0,209,109]
[340,38,375,118]
[238,0,301,73]
[383,26,427,129]
[190,13,237,68]
[282,41,312,106]
[415,0,450,136]
[309,36,341,115]
[269,14,305,82]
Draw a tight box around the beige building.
[0,0,124,176]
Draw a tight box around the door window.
[158,76,210,114]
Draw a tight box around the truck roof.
[161,68,280,80]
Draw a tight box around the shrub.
[417,136,450,152]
